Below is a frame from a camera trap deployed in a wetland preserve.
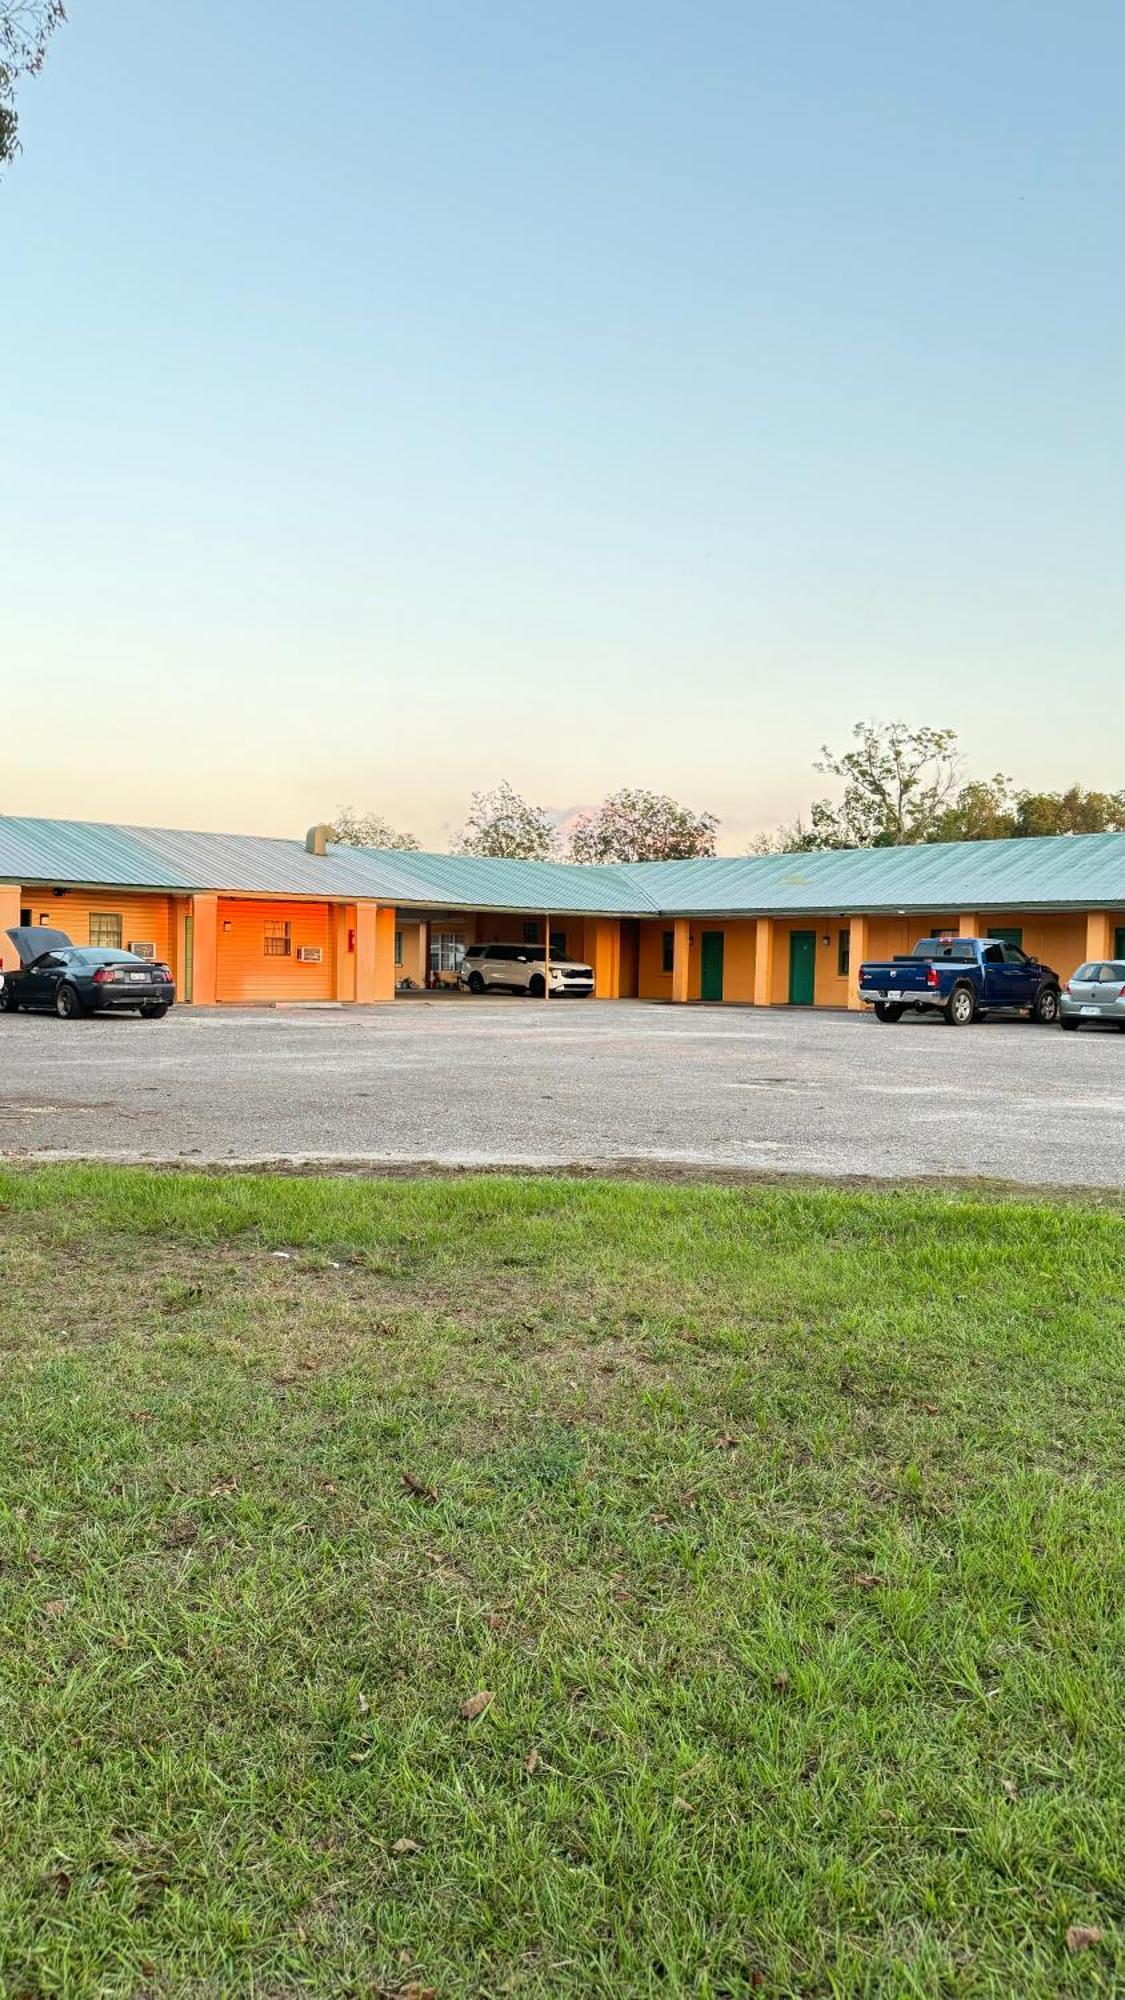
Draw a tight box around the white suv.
[459,943,595,998]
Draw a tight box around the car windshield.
[913,939,976,961]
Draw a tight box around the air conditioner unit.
[296,945,323,964]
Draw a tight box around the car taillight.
[926,965,940,988]
[93,966,116,984]
[1118,985,1125,1001]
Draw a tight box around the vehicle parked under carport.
[1,927,175,1019]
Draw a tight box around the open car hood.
[4,925,73,966]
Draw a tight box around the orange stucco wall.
[638,920,674,998]
[395,921,427,986]
[462,914,588,957]
[981,912,1087,975]
[216,899,335,1003]
[637,919,757,1001]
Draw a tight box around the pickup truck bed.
[858,936,1061,1027]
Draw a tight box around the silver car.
[1060,960,1125,1032]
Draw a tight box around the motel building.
[0,816,1122,1011]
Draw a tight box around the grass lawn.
[0,1167,1122,1999]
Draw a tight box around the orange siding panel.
[18,890,174,961]
[216,900,334,1003]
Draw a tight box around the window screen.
[837,928,850,977]
[662,930,675,974]
[264,920,292,957]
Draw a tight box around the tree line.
[329,784,719,863]
[330,723,1124,862]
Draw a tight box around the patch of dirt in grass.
[0,1216,691,1399]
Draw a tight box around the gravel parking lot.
[2,997,1123,1187]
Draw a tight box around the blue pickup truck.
[858,935,1062,1027]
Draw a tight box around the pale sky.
[2,1,1121,853]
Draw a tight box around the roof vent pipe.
[305,823,333,856]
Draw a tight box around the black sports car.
[1,927,175,1019]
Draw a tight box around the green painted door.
[700,930,724,1001]
[788,930,816,1005]
[987,926,1023,949]
[1115,927,1125,960]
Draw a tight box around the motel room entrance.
[788,929,817,1005]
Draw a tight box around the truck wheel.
[944,984,976,1027]
[466,972,485,994]
[873,1003,904,1022]
[528,974,546,998]
[1030,985,1060,1025]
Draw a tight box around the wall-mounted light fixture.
[821,933,831,947]
[222,919,233,932]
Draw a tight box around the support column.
[0,884,22,977]
[190,893,219,1006]
[590,919,621,999]
[375,905,397,1001]
[354,903,397,1003]
[846,915,869,1011]
[958,914,980,937]
[171,898,189,998]
[753,918,775,1008]
[670,918,691,1003]
[333,905,357,1003]
[1086,912,1113,961]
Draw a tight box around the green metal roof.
[629,833,1125,915]
[0,817,1120,915]
[325,845,659,914]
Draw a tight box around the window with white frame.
[429,930,465,975]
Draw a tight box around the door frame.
[700,929,725,1002]
[788,929,817,1006]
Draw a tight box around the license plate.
[128,971,148,982]
[1080,1005,1101,1016]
